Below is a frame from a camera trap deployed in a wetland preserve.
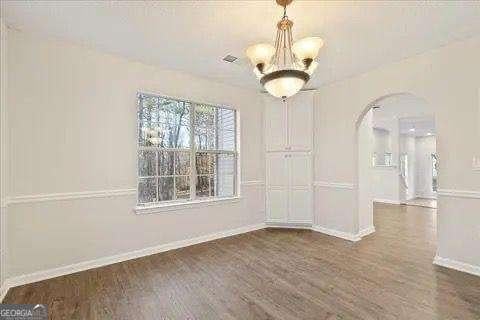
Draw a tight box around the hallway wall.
[372,117,400,204]
[314,35,480,271]
[358,110,374,232]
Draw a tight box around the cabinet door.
[264,96,287,151]
[287,91,313,151]
[266,153,288,222]
[289,189,312,223]
[266,153,288,187]
[288,153,313,223]
[266,189,289,222]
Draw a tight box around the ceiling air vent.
[223,55,238,63]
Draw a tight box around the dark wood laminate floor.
[5,203,480,319]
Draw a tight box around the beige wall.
[4,28,265,278]
[314,36,480,267]
[3,26,479,282]
[357,110,374,231]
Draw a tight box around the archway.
[354,92,437,235]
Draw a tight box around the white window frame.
[135,92,241,214]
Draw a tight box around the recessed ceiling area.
[2,0,480,91]
[372,93,435,137]
[398,117,435,137]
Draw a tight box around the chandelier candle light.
[246,0,323,99]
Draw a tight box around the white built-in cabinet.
[265,92,313,152]
[264,91,314,226]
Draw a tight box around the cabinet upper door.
[287,91,313,151]
[264,96,287,151]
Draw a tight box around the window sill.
[134,196,242,214]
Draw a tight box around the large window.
[137,93,237,206]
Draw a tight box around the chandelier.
[245,0,323,99]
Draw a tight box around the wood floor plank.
[4,203,480,319]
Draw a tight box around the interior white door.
[287,91,313,151]
[288,153,313,223]
[264,96,287,151]
[266,153,288,222]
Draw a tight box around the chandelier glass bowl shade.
[246,0,323,99]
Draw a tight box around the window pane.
[142,123,190,148]
[195,153,211,175]
[216,154,235,197]
[217,108,235,131]
[162,99,190,148]
[195,104,215,128]
[138,178,157,203]
[139,123,164,147]
[142,123,164,147]
[217,129,235,151]
[195,127,216,150]
[138,94,158,123]
[209,175,216,197]
[196,175,210,198]
[175,151,190,175]
[138,150,156,177]
[159,99,191,126]
[175,176,190,200]
[158,151,174,176]
[158,177,174,201]
[170,125,190,148]
[139,95,190,149]
[209,154,217,175]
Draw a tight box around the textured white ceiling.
[2,0,480,91]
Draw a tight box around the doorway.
[357,93,437,233]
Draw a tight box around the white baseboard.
[357,226,376,238]
[1,223,267,301]
[267,223,368,242]
[433,255,480,277]
[312,225,361,242]
[415,194,437,200]
[265,221,312,229]
[374,198,401,205]
[0,283,9,303]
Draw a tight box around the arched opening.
[355,93,437,236]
